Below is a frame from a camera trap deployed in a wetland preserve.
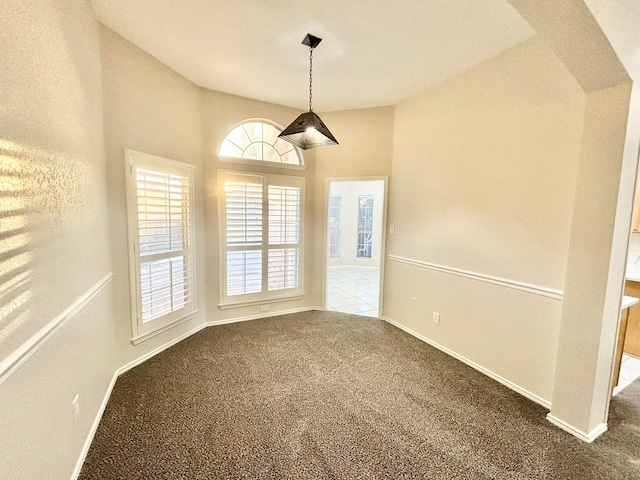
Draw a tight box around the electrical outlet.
[259,305,269,312]
[390,224,395,234]
[432,312,440,324]
[72,394,80,421]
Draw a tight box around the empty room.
[2,1,640,479]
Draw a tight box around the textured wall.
[0,1,118,478]
[100,26,207,364]
[385,38,586,402]
[0,0,112,362]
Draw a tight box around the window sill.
[131,310,199,345]
[217,155,307,171]
[218,294,305,310]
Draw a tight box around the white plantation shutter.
[268,185,300,245]
[126,150,196,342]
[220,171,303,305]
[224,175,263,296]
[267,248,299,291]
[226,250,262,295]
[268,185,300,291]
[139,257,188,320]
[225,179,263,247]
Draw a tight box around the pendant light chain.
[309,46,313,112]
[277,33,338,149]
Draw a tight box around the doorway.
[324,178,386,317]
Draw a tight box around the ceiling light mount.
[302,33,322,49]
[278,33,339,150]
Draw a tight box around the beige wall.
[505,0,634,439]
[550,81,632,434]
[0,3,635,477]
[384,37,586,403]
[100,26,208,364]
[312,107,394,305]
[200,90,321,316]
[0,1,118,478]
[314,107,394,180]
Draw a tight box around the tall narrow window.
[126,150,196,343]
[357,196,374,259]
[224,175,263,296]
[220,171,303,307]
[328,195,341,258]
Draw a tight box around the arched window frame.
[217,118,306,170]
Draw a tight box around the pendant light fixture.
[278,34,339,150]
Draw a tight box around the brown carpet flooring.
[80,311,640,479]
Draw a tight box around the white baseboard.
[70,321,206,480]
[70,372,119,480]
[382,315,552,409]
[206,306,322,327]
[120,323,207,375]
[72,306,321,479]
[546,414,608,443]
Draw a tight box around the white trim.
[387,254,564,301]
[546,414,608,443]
[72,306,321,478]
[70,372,118,480]
[71,321,207,480]
[218,155,307,171]
[216,117,306,169]
[0,273,113,386]
[120,324,207,375]
[382,315,552,409]
[218,170,305,306]
[207,306,320,326]
[130,311,199,345]
[323,176,389,317]
[218,294,305,310]
[124,149,197,341]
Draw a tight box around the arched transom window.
[219,120,303,166]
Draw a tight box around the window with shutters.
[125,150,197,343]
[219,171,303,307]
[218,119,304,169]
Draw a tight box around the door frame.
[322,176,389,316]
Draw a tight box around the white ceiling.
[90,1,640,112]
[90,0,535,111]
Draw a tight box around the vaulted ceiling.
[90,0,640,112]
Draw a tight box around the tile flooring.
[326,265,380,317]
[613,353,640,395]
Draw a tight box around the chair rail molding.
[387,254,563,300]
[0,272,114,385]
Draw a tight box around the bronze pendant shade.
[278,111,338,150]
[278,34,339,150]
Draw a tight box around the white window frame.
[217,118,307,171]
[328,195,342,259]
[125,149,197,344]
[218,170,305,308]
[356,195,374,260]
